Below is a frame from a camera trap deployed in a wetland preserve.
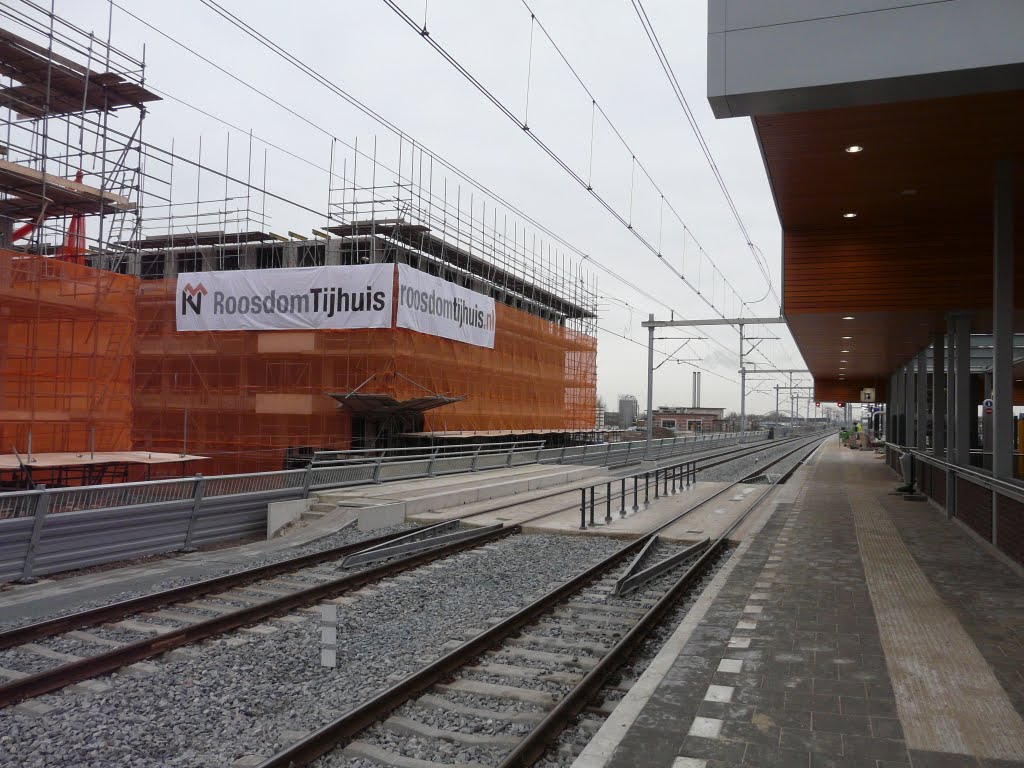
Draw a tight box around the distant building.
[618,395,639,429]
[652,406,725,434]
[604,411,620,429]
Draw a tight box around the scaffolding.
[0,3,598,480]
[0,248,136,458]
[131,271,596,476]
[127,134,598,475]
[0,3,154,471]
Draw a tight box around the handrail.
[311,440,545,466]
[901,445,1024,506]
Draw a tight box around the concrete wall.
[708,0,1024,117]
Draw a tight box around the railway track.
[445,431,830,529]
[0,523,516,707]
[0,431,806,646]
[0,433,825,718]
[256,434,827,767]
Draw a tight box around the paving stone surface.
[603,441,1024,768]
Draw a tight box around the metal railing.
[0,431,769,582]
[884,442,1024,570]
[577,460,697,530]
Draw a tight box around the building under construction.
[0,4,598,482]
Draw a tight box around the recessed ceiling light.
[842,316,855,320]
[839,367,846,370]
[840,360,848,363]
[901,188,918,196]
[845,145,863,153]
[841,336,852,340]
[843,212,857,218]
[841,349,851,353]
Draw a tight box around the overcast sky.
[53,0,814,416]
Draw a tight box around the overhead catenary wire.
[115,1,694,339]
[376,0,758,330]
[373,0,790,375]
[116,1,789,390]
[629,0,777,304]
[129,0,754,358]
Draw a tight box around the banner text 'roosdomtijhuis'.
[396,264,496,348]
[175,265,393,332]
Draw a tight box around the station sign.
[984,398,994,415]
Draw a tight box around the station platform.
[579,439,1024,768]
[408,476,767,543]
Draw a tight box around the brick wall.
[995,495,1024,567]
[956,477,993,541]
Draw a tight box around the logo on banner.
[175,265,393,332]
[181,282,208,315]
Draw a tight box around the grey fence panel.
[0,517,34,582]
[190,491,295,546]
[535,448,563,464]
[512,449,541,466]
[204,470,306,498]
[0,491,40,521]
[476,453,509,470]
[29,502,194,576]
[432,456,475,475]
[309,464,376,489]
[44,479,196,514]
[378,460,431,481]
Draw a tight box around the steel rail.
[0,527,417,651]
[452,432,829,529]
[253,535,652,768]
[497,434,827,766]
[255,434,830,768]
[0,524,517,708]
[0,433,819,654]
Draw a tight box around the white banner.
[175,265,393,332]
[396,264,496,348]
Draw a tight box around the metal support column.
[953,313,972,467]
[945,319,957,515]
[645,315,654,460]
[916,349,927,450]
[739,323,746,434]
[932,335,945,457]
[888,373,896,444]
[904,363,916,448]
[993,159,1015,480]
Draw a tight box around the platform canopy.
[707,2,1024,403]
[756,91,1024,401]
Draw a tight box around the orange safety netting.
[133,278,597,475]
[0,250,136,456]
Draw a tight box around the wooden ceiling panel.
[759,90,1024,386]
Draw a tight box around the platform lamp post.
[642,315,790,460]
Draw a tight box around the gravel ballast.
[0,531,626,768]
[0,522,418,631]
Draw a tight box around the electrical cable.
[629,0,778,303]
